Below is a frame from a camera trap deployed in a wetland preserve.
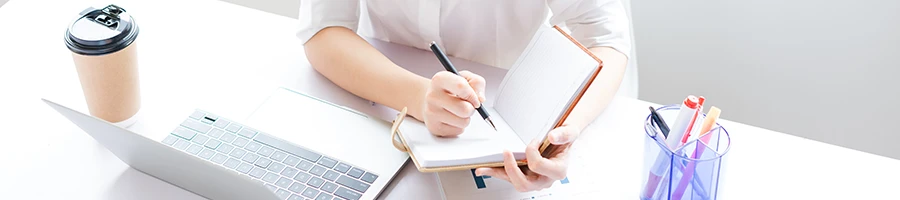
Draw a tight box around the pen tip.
[431,41,437,45]
[486,118,497,131]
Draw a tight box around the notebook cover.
[390,25,604,172]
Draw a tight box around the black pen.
[649,106,670,138]
[429,42,497,131]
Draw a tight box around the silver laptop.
[43,88,409,200]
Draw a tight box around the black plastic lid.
[65,5,139,56]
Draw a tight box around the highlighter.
[665,96,701,150]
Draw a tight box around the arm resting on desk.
[561,47,627,139]
[305,27,430,120]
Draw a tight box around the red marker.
[680,96,705,145]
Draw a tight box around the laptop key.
[255,157,272,168]
[203,113,218,120]
[333,163,351,174]
[224,158,241,169]
[262,172,280,184]
[309,166,326,176]
[200,117,215,125]
[250,167,267,179]
[204,140,221,149]
[336,175,370,192]
[281,167,299,178]
[220,133,237,143]
[211,153,228,164]
[268,162,286,173]
[258,146,275,157]
[229,148,247,159]
[360,172,378,184]
[191,134,209,145]
[323,170,340,181]
[283,155,301,167]
[275,189,291,200]
[315,193,333,200]
[288,194,303,200]
[347,168,364,179]
[207,128,225,139]
[321,182,338,193]
[245,141,262,152]
[189,110,205,120]
[199,149,215,160]
[242,153,260,163]
[297,160,314,171]
[181,119,211,134]
[302,187,320,199]
[334,187,362,200]
[289,181,307,193]
[216,143,234,154]
[233,137,249,148]
[186,144,203,155]
[212,118,230,129]
[171,127,197,140]
[254,133,322,162]
[307,177,325,188]
[237,163,253,174]
[293,171,312,183]
[237,128,257,138]
[275,177,292,188]
[174,139,191,150]
[162,135,178,145]
[317,157,337,168]
[270,151,288,162]
[225,123,242,133]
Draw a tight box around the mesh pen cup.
[640,105,731,200]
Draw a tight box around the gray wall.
[631,0,900,159]
[219,0,299,19]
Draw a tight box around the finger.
[475,167,510,182]
[503,150,533,192]
[426,102,471,128]
[429,91,476,118]
[426,120,464,137]
[549,126,577,145]
[432,71,481,107]
[459,71,487,103]
[526,139,567,180]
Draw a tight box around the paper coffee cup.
[64,4,141,127]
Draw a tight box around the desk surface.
[1,0,898,199]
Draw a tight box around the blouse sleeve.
[296,0,361,45]
[548,0,633,58]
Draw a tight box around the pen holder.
[640,105,731,200]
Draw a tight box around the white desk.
[1,0,898,199]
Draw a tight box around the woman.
[298,0,631,192]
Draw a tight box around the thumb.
[548,126,577,145]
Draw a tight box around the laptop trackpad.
[242,88,406,173]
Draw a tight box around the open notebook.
[390,25,604,172]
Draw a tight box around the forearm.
[305,27,430,119]
[563,47,628,131]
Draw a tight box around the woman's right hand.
[422,70,487,137]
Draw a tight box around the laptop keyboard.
[161,110,378,200]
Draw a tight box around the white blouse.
[297,0,633,70]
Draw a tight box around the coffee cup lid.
[65,4,139,55]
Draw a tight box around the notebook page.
[493,26,600,144]
[398,108,527,168]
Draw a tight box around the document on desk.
[435,140,604,200]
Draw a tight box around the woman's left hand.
[474,125,581,192]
